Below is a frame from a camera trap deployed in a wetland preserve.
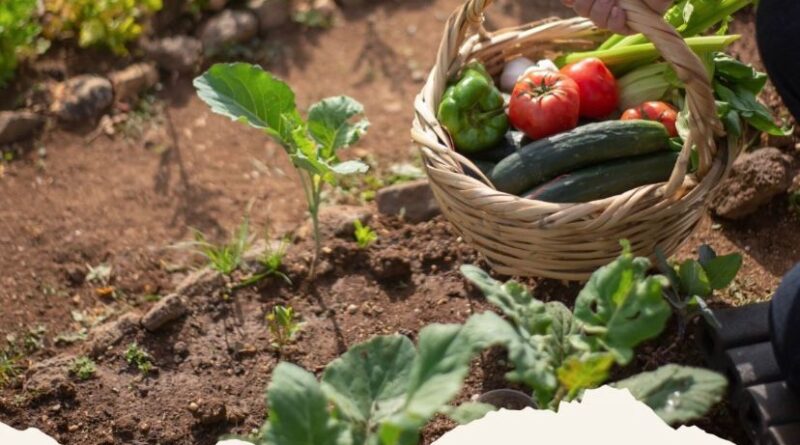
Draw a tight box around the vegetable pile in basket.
[437,0,790,204]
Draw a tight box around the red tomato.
[621,101,679,137]
[560,58,618,119]
[508,71,580,140]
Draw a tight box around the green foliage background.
[0,0,40,86]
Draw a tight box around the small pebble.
[188,401,199,413]
[347,304,358,314]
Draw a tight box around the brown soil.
[1,1,798,444]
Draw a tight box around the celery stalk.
[599,0,752,49]
[558,35,740,74]
[618,64,672,109]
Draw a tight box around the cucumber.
[462,159,496,180]
[524,151,680,203]
[489,120,670,195]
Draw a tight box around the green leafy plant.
[194,63,370,275]
[460,253,728,423]
[43,0,162,55]
[180,214,250,276]
[266,305,302,352]
[292,0,333,29]
[656,244,742,334]
[461,241,672,408]
[0,0,41,86]
[86,263,113,285]
[124,342,152,374]
[70,356,97,380]
[353,219,377,248]
[257,323,489,445]
[789,189,800,217]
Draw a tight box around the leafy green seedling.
[267,305,302,352]
[656,244,742,335]
[180,213,250,276]
[194,63,369,276]
[790,190,800,216]
[124,342,153,374]
[353,220,377,248]
[237,236,292,288]
[460,241,672,408]
[70,356,97,380]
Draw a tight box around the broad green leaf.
[308,96,370,157]
[463,311,557,407]
[654,247,680,291]
[574,244,671,364]
[265,363,350,445]
[689,296,722,329]
[703,253,742,290]
[460,265,550,334]
[679,260,712,298]
[321,335,415,430]
[440,402,496,424]
[382,323,477,445]
[194,63,301,144]
[556,353,615,400]
[331,160,369,175]
[697,244,717,267]
[613,364,727,425]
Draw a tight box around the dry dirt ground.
[1,1,798,444]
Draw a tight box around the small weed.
[143,294,161,302]
[245,236,292,285]
[54,329,88,346]
[183,214,250,275]
[353,220,377,248]
[267,305,302,352]
[124,342,153,374]
[22,325,47,352]
[0,349,22,388]
[292,1,333,29]
[70,356,96,380]
[86,263,113,285]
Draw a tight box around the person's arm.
[560,0,671,34]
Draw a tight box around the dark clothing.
[770,263,800,394]
[756,0,800,120]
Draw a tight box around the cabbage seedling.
[267,305,301,353]
[353,219,377,248]
[194,63,369,275]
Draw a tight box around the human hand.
[561,0,672,35]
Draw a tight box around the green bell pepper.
[437,62,508,153]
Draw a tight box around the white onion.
[500,57,534,92]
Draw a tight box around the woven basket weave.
[411,0,741,280]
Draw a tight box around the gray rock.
[109,63,159,104]
[143,36,203,73]
[175,268,224,297]
[376,179,440,223]
[50,75,113,122]
[141,294,188,332]
[711,147,794,219]
[200,10,258,55]
[0,111,46,145]
[248,0,291,31]
[84,312,141,357]
[299,205,372,239]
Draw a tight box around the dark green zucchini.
[489,120,670,195]
[524,151,680,203]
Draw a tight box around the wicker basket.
[411,0,741,280]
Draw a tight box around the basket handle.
[434,0,724,191]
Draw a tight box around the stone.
[109,63,159,104]
[23,356,76,400]
[142,36,203,73]
[140,294,188,332]
[710,148,793,219]
[248,0,291,31]
[298,205,372,239]
[200,10,258,55]
[175,268,224,297]
[192,400,227,425]
[50,75,113,122]
[84,312,141,357]
[0,111,46,145]
[376,179,440,223]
